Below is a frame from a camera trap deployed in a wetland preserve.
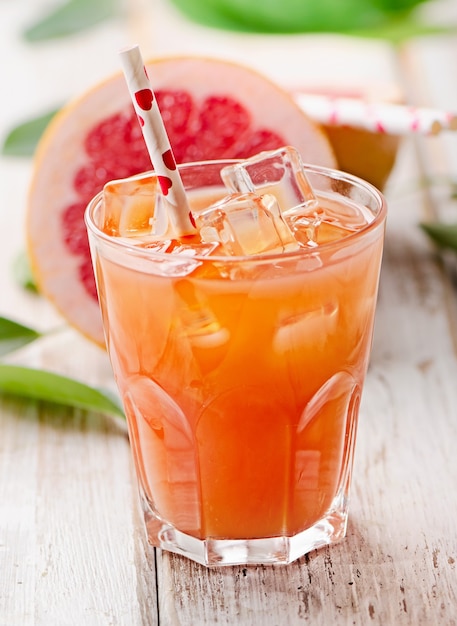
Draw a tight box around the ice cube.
[286,213,322,248]
[141,239,219,256]
[288,199,368,247]
[102,173,168,238]
[221,146,318,215]
[273,301,339,356]
[123,374,201,532]
[196,192,299,256]
[174,279,230,351]
[132,238,219,277]
[292,217,355,246]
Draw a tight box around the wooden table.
[1,1,457,624]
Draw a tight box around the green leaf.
[168,0,449,40]
[420,222,457,253]
[0,317,41,357]
[1,109,59,157]
[349,19,456,44]
[0,364,125,418]
[23,0,121,42]
[12,251,39,292]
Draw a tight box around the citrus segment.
[27,56,337,346]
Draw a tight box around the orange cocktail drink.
[85,155,386,567]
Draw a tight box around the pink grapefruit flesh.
[27,56,337,346]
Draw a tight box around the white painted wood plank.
[0,393,159,626]
[0,401,39,626]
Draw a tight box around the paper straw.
[295,93,457,136]
[119,45,196,237]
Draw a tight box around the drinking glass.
[85,160,386,567]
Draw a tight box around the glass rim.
[84,160,387,264]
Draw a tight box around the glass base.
[143,504,348,567]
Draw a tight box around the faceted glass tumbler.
[85,160,386,567]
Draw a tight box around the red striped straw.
[119,44,196,237]
[295,93,457,136]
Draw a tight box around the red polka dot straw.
[119,44,196,236]
[295,93,457,136]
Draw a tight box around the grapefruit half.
[27,56,337,346]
